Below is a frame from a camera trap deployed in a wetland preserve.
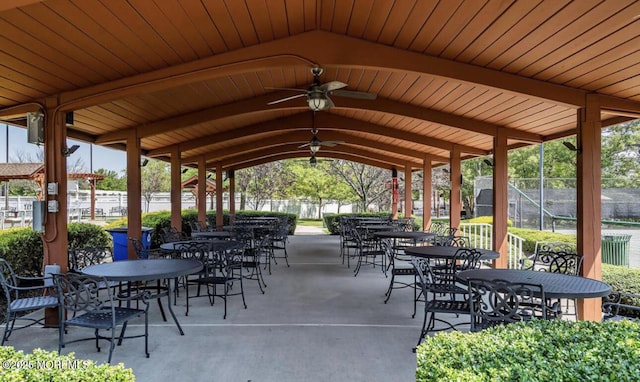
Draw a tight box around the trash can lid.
[107,227,154,233]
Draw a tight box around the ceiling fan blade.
[267,93,307,105]
[320,81,348,92]
[323,96,335,110]
[331,89,377,100]
[264,86,307,92]
[298,142,311,148]
[320,141,344,147]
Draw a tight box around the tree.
[95,169,126,191]
[288,161,356,219]
[328,160,389,212]
[141,160,170,212]
[236,162,294,211]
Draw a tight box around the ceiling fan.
[298,112,343,153]
[267,67,377,111]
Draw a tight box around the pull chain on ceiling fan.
[298,112,344,153]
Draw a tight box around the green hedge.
[0,223,111,277]
[107,210,297,248]
[416,319,640,382]
[0,346,134,381]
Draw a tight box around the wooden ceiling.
[1,0,639,172]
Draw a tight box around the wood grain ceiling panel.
[1,0,639,172]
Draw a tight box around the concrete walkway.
[7,229,421,381]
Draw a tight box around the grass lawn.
[297,219,324,227]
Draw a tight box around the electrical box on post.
[47,200,59,213]
[32,201,45,232]
[47,182,58,195]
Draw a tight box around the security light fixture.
[181,168,188,174]
[483,159,494,167]
[140,158,149,167]
[62,144,80,157]
[562,141,580,152]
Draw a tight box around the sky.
[1,123,127,174]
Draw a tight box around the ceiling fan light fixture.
[308,93,327,111]
[309,136,321,153]
[309,156,317,167]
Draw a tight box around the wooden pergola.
[0,163,105,218]
[181,175,227,211]
[1,1,639,321]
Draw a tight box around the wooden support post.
[42,103,69,327]
[422,156,432,231]
[125,131,141,259]
[576,94,603,321]
[492,130,509,268]
[391,168,399,220]
[216,163,224,230]
[449,147,462,231]
[170,146,182,232]
[228,170,235,226]
[197,156,207,224]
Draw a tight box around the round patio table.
[82,259,202,335]
[456,269,611,299]
[404,245,500,261]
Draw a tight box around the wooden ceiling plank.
[471,1,572,67]
[425,0,486,56]
[202,0,245,50]
[266,1,289,40]
[180,0,229,54]
[440,0,516,59]
[284,0,305,35]
[486,0,601,70]
[376,0,417,45]
[244,0,275,42]
[455,0,544,62]
[159,0,215,59]
[503,1,634,75]
[224,0,260,46]
[408,0,464,53]
[568,50,640,90]
[48,0,157,73]
[302,0,318,31]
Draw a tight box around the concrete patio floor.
[6,227,431,381]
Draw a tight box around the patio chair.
[68,247,120,290]
[383,239,418,316]
[52,272,150,364]
[267,218,290,268]
[186,242,247,319]
[467,278,550,332]
[159,226,188,243]
[127,237,171,321]
[602,291,640,321]
[520,249,583,318]
[352,227,387,277]
[0,258,59,345]
[411,255,472,350]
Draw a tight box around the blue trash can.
[107,227,154,261]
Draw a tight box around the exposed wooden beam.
[181,130,449,164]
[215,143,419,170]
[335,98,542,142]
[57,31,587,112]
[148,113,486,158]
[225,152,400,172]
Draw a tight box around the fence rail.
[459,222,524,269]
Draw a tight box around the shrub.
[0,224,112,276]
[67,222,112,250]
[416,319,640,382]
[465,216,513,227]
[0,346,134,381]
[509,227,576,254]
[602,264,640,318]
